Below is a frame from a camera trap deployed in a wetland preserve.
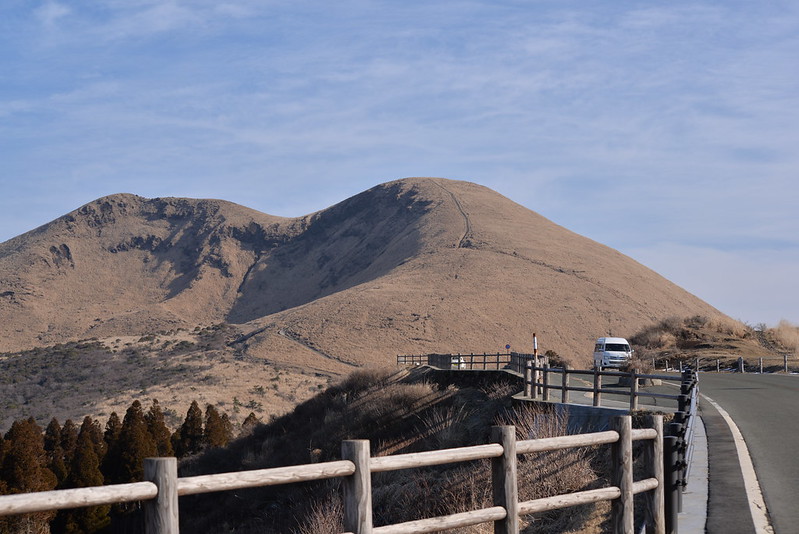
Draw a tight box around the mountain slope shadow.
[227,182,432,323]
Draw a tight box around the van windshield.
[605,343,630,352]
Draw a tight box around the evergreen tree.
[0,418,57,533]
[203,405,232,449]
[241,412,260,436]
[60,419,79,476]
[100,412,122,485]
[80,416,106,461]
[104,412,122,449]
[112,401,157,484]
[44,417,68,486]
[240,412,260,436]
[53,420,110,533]
[145,400,174,457]
[174,401,204,457]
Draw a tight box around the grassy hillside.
[628,315,798,371]
[176,367,611,533]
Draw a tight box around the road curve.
[699,373,799,534]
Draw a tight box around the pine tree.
[100,412,122,485]
[104,412,122,449]
[0,418,57,533]
[60,419,79,477]
[241,412,260,436]
[53,419,110,533]
[44,417,68,487]
[113,401,157,484]
[203,405,233,449]
[174,401,204,457]
[145,400,174,457]
[80,416,106,461]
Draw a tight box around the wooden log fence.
[0,416,664,534]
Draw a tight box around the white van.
[593,337,633,368]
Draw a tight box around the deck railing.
[0,416,664,534]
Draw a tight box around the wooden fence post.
[629,369,639,412]
[144,458,179,534]
[491,426,519,534]
[611,416,634,534]
[562,365,570,404]
[524,360,533,398]
[542,363,550,401]
[644,415,665,534]
[342,440,372,534]
[593,368,602,407]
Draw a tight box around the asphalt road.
[699,373,799,534]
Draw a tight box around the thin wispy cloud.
[0,1,796,323]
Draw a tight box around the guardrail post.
[667,422,684,515]
[144,458,179,534]
[542,363,550,401]
[663,435,679,534]
[629,369,639,412]
[491,426,519,534]
[342,440,372,534]
[593,367,602,407]
[524,360,533,398]
[643,415,665,534]
[611,416,634,534]
[562,365,570,404]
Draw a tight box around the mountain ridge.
[0,178,722,368]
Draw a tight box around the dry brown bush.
[772,320,799,354]
[707,315,751,338]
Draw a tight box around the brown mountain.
[0,177,722,372]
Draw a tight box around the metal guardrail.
[399,353,699,533]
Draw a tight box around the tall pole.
[533,333,540,395]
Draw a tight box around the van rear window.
[605,343,630,352]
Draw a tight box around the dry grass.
[179,368,606,534]
[1,178,722,374]
[772,320,799,355]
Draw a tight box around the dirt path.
[433,180,472,248]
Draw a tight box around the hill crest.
[0,178,722,367]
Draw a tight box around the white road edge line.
[701,393,774,534]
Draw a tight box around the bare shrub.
[772,320,799,354]
[415,404,473,450]
[707,315,750,338]
[500,404,601,532]
[294,493,343,534]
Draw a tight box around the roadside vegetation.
[178,367,615,533]
[629,315,797,371]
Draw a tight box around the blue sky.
[1,1,797,325]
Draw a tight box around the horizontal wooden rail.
[370,444,503,473]
[0,413,665,534]
[177,460,356,496]
[0,482,157,515]
[632,478,659,495]
[516,431,619,454]
[519,486,621,515]
[372,506,507,534]
[630,428,658,441]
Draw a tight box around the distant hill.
[1,178,723,371]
